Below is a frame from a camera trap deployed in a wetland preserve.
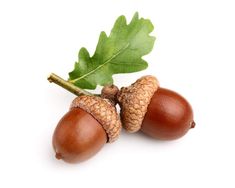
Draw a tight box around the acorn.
[53,95,122,163]
[117,75,195,140]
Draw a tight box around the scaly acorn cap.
[70,95,122,143]
[117,75,159,133]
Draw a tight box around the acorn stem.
[48,73,99,96]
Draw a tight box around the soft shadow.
[120,128,181,146]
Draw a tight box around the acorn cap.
[70,95,122,143]
[117,75,159,133]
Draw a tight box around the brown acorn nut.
[117,75,195,140]
[53,95,122,163]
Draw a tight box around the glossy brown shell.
[141,88,194,140]
[53,108,107,163]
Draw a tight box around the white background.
[0,0,235,187]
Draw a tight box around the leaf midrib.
[69,43,130,83]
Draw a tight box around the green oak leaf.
[68,12,156,89]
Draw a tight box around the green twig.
[47,73,98,96]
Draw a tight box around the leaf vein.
[69,43,130,83]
